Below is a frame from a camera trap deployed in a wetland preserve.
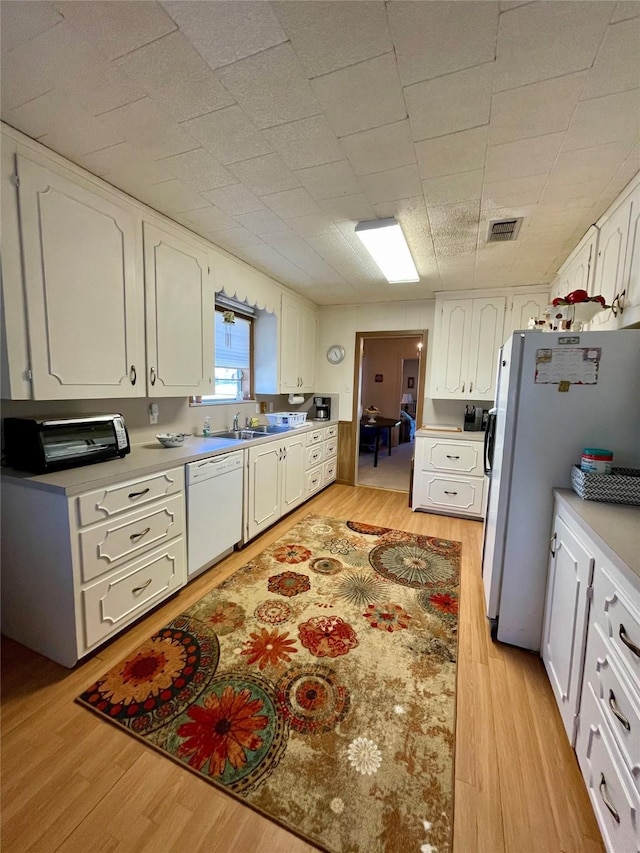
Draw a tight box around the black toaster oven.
[3,414,130,473]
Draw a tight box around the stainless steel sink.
[211,425,292,441]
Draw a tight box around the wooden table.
[360,416,401,467]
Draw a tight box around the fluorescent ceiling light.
[355,218,419,283]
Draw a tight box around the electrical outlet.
[149,403,159,425]
[269,402,273,412]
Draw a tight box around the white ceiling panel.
[273,0,392,78]
[1,0,639,304]
[310,53,406,138]
[493,1,613,92]
[56,0,177,61]
[406,62,494,142]
[416,127,488,180]
[388,1,499,86]
[339,120,416,177]
[489,72,587,145]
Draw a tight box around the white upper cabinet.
[143,220,213,397]
[279,292,317,393]
[591,191,633,330]
[16,155,144,399]
[431,295,505,401]
[623,181,640,327]
[551,227,597,305]
[504,291,549,338]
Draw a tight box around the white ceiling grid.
[1,0,639,305]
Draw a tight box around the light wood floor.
[1,484,603,853]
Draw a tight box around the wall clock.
[326,344,345,364]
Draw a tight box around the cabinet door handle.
[549,533,557,558]
[132,578,152,595]
[130,364,137,385]
[129,527,151,542]
[598,774,620,824]
[150,367,156,386]
[469,381,473,393]
[461,382,465,393]
[608,689,631,731]
[446,455,460,460]
[128,487,150,499]
[619,623,640,657]
[444,490,458,495]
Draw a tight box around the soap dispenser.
[203,417,211,437]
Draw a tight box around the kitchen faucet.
[232,412,240,430]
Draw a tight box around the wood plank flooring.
[1,484,603,852]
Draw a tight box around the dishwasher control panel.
[187,450,244,484]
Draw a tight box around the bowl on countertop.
[156,433,191,448]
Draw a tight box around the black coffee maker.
[314,396,330,421]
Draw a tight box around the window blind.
[214,310,250,369]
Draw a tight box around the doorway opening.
[351,330,427,492]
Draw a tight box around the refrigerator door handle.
[484,411,496,475]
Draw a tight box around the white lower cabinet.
[0,467,187,667]
[542,491,640,853]
[412,432,485,519]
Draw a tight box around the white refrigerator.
[482,330,640,651]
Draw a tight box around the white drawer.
[577,683,640,853]
[323,458,337,485]
[325,424,337,439]
[414,473,484,517]
[306,443,324,469]
[419,438,482,476]
[585,625,640,790]
[306,428,325,446]
[324,438,337,459]
[81,538,186,650]
[592,563,640,688]
[77,467,184,526]
[78,494,185,583]
[305,466,323,496]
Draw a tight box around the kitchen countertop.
[554,488,640,581]
[1,420,339,497]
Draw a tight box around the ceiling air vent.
[487,218,523,242]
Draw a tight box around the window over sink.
[193,303,254,404]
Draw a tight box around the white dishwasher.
[186,450,244,579]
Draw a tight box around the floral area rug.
[78,515,460,853]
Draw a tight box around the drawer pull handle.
[619,623,640,657]
[446,455,460,460]
[608,689,631,731]
[128,488,150,500]
[129,527,151,542]
[132,578,152,595]
[444,490,458,495]
[599,774,620,824]
[549,533,557,558]
[129,364,137,385]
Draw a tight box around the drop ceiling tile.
[489,72,587,145]
[229,153,300,196]
[295,161,362,200]
[115,31,214,89]
[153,148,235,192]
[178,206,237,234]
[339,120,416,177]
[262,115,344,170]
[161,1,287,71]
[78,141,176,183]
[150,79,235,124]
[273,0,392,78]
[201,184,266,215]
[494,1,613,92]
[406,62,494,141]
[1,2,62,53]
[287,214,337,238]
[485,132,564,183]
[310,53,406,138]
[546,139,637,187]
[422,170,484,205]
[415,127,488,179]
[562,88,640,151]
[217,43,321,130]
[239,243,316,287]
[135,179,210,214]
[582,18,640,99]
[428,202,480,251]
[261,188,321,218]
[482,174,547,208]
[181,106,273,166]
[55,0,177,60]
[209,227,268,252]
[100,103,197,161]
[61,66,147,117]
[436,253,477,282]
[539,178,609,206]
[233,210,292,236]
[388,1,499,86]
[0,50,52,112]
[318,194,377,223]
[611,2,640,23]
[306,232,379,283]
[359,164,422,204]
[261,233,345,283]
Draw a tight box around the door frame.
[348,329,427,486]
